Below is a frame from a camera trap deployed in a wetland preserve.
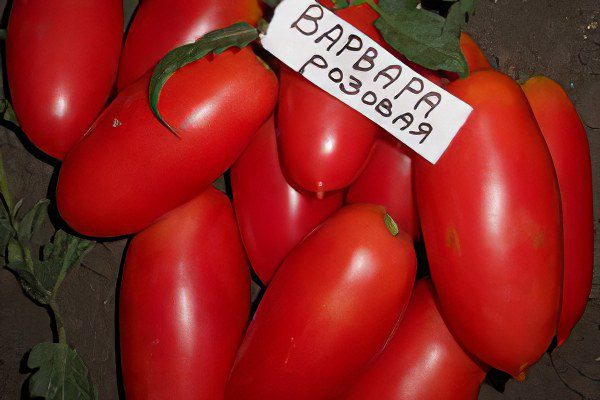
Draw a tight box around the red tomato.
[347,280,487,400]
[118,0,262,89]
[415,70,562,377]
[6,0,123,159]
[523,76,594,346]
[120,188,250,400]
[346,134,420,241]
[277,2,386,195]
[226,204,417,400]
[231,116,343,285]
[56,48,277,238]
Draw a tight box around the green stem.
[49,301,67,344]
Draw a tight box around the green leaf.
[149,22,259,132]
[6,260,52,305]
[12,198,23,219]
[0,217,13,251]
[40,230,95,295]
[17,199,49,242]
[28,343,98,400]
[372,0,471,75]
[6,231,94,305]
[7,238,24,265]
[0,98,19,126]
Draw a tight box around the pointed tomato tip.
[516,370,528,382]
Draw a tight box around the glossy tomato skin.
[225,204,417,400]
[231,116,343,285]
[118,0,262,89]
[415,70,562,377]
[120,188,250,400]
[346,135,420,241]
[6,0,123,159]
[57,48,277,238]
[347,280,487,400]
[523,77,593,346]
[277,2,386,194]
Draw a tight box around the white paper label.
[261,0,472,164]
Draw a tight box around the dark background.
[0,0,598,399]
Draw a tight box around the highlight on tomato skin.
[6,0,123,159]
[231,115,343,285]
[414,69,562,378]
[57,48,278,238]
[346,279,488,400]
[118,0,263,89]
[119,188,250,400]
[225,204,417,400]
[522,76,594,347]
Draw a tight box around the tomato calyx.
[384,213,399,236]
[149,22,261,133]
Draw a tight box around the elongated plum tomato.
[346,134,420,241]
[415,70,562,377]
[57,48,277,238]
[277,1,386,195]
[6,0,123,159]
[118,0,262,89]
[523,76,593,346]
[226,204,417,400]
[120,188,250,400]
[231,116,343,285]
[347,280,487,400]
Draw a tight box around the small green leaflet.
[6,230,95,305]
[149,22,260,132]
[28,343,98,400]
[17,199,49,242]
[0,98,19,126]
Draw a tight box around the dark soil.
[0,0,598,399]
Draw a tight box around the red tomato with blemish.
[415,70,562,378]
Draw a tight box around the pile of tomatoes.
[6,1,593,399]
